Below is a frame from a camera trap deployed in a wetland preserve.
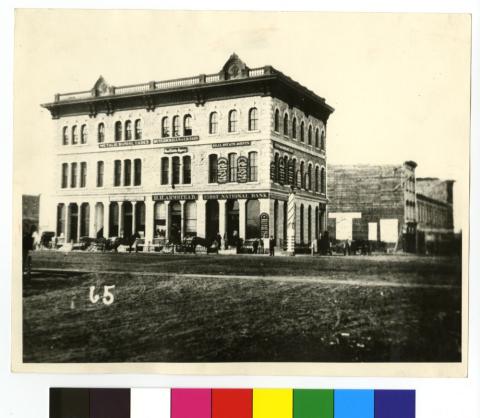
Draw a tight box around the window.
[248,107,258,131]
[124,159,131,186]
[308,125,312,145]
[134,159,142,186]
[208,154,218,183]
[300,121,305,142]
[283,113,289,135]
[72,126,78,145]
[321,130,326,150]
[134,119,142,140]
[315,128,319,148]
[161,117,169,137]
[307,164,312,190]
[283,156,289,184]
[321,167,326,193]
[62,127,69,145]
[161,157,169,185]
[183,156,191,184]
[115,121,122,141]
[315,166,319,192]
[70,162,78,188]
[125,120,132,141]
[80,162,87,187]
[300,204,304,243]
[172,116,180,137]
[97,161,104,187]
[183,115,192,136]
[228,153,237,182]
[81,125,88,144]
[274,109,280,132]
[248,151,258,182]
[300,161,305,189]
[172,156,180,185]
[274,153,280,182]
[97,123,105,143]
[228,110,238,133]
[292,117,297,139]
[209,112,218,134]
[61,163,68,188]
[114,160,121,186]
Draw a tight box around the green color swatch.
[293,389,333,418]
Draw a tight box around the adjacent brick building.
[40,54,334,248]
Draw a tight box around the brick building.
[41,54,334,249]
[327,162,455,253]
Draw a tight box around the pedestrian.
[253,239,259,254]
[269,235,275,256]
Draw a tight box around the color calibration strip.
[50,388,415,418]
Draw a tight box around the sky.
[13,10,471,230]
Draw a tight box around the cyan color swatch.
[334,390,374,418]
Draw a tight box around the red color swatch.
[212,389,253,418]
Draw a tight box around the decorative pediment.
[220,53,250,81]
[92,76,111,97]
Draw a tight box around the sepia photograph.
[12,10,470,375]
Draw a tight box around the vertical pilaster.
[118,201,124,237]
[238,198,247,240]
[218,199,227,238]
[89,201,96,238]
[132,201,137,235]
[180,200,186,240]
[104,200,110,238]
[196,197,206,238]
[77,203,82,242]
[65,202,71,243]
[165,200,171,241]
[145,198,154,243]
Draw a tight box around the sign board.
[99,139,151,149]
[153,136,199,144]
[237,156,248,183]
[260,212,270,237]
[164,147,188,154]
[217,157,228,184]
[203,192,269,200]
[273,141,294,153]
[152,194,198,201]
[212,141,251,148]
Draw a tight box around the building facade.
[41,55,334,249]
[327,162,455,253]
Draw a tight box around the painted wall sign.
[260,212,270,237]
[237,156,248,183]
[212,141,251,148]
[153,136,199,144]
[203,192,269,200]
[217,157,228,184]
[109,196,146,202]
[164,146,188,154]
[99,139,151,148]
[152,194,198,201]
[273,141,294,153]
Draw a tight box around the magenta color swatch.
[171,389,212,418]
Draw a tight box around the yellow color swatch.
[253,389,293,418]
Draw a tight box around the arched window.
[300,161,305,189]
[61,163,68,188]
[134,119,142,140]
[115,121,122,141]
[172,116,180,137]
[208,154,218,183]
[97,161,104,187]
[307,164,312,190]
[228,110,238,133]
[161,157,169,185]
[161,117,169,137]
[274,109,280,132]
[80,124,88,144]
[228,153,237,182]
[209,112,218,134]
[321,167,326,194]
[300,121,305,142]
[248,107,258,131]
[308,125,312,145]
[97,123,105,143]
[183,155,191,184]
[125,120,132,141]
[62,126,69,145]
[248,151,258,182]
[283,113,289,135]
[315,166,319,192]
[124,159,131,186]
[315,128,319,148]
[172,156,180,184]
[292,117,297,139]
[72,125,79,144]
[183,114,192,136]
[114,160,121,186]
[134,159,142,186]
[321,130,326,150]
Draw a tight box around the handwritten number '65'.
[89,285,115,305]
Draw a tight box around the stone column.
[89,201,96,238]
[238,198,247,240]
[132,201,137,235]
[77,203,82,242]
[118,201,124,237]
[196,197,206,238]
[103,200,110,238]
[164,200,171,241]
[218,199,227,239]
[278,200,285,247]
[64,202,71,243]
[180,200,186,240]
[145,198,154,244]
